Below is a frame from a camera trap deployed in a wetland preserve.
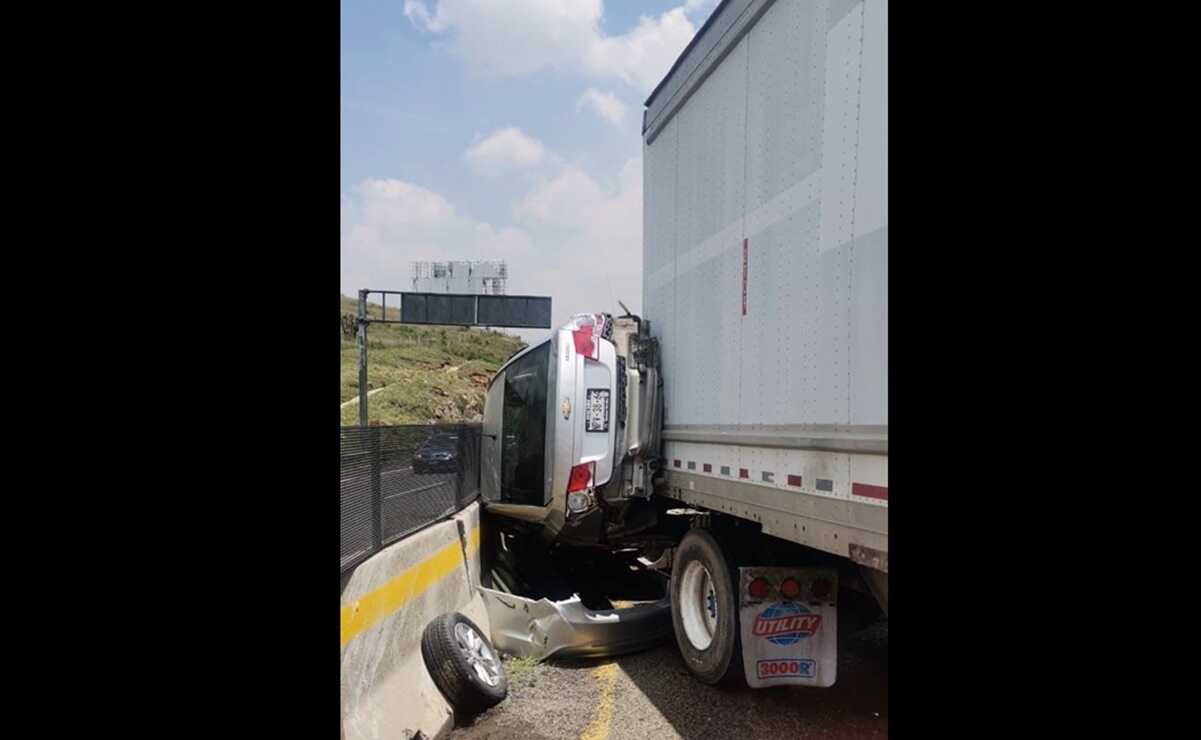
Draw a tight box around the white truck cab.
[481,312,662,548]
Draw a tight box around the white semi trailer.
[479,0,887,687]
[644,0,887,677]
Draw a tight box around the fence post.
[454,425,466,506]
[358,289,369,428]
[370,427,382,550]
[473,425,482,499]
[455,424,480,507]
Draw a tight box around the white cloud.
[340,193,354,233]
[516,166,606,228]
[463,127,547,176]
[514,160,641,258]
[513,158,643,328]
[584,8,696,94]
[354,178,456,233]
[684,0,719,16]
[403,0,704,95]
[404,0,600,78]
[575,88,627,127]
[342,156,643,344]
[402,0,446,32]
[472,222,535,260]
[341,177,530,297]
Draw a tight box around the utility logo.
[752,602,821,645]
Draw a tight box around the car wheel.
[420,612,508,717]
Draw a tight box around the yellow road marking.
[580,662,619,740]
[340,525,480,649]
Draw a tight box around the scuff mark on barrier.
[454,516,478,587]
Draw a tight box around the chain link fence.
[340,423,482,573]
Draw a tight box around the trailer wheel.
[670,528,745,686]
[420,613,508,718]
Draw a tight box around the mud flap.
[739,567,838,688]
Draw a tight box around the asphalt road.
[451,621,888,740]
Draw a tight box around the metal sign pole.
[357,289,369,427]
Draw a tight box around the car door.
[482,373,504,501]
[482,340,557,522]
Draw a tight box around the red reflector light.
[572,329,598,360]
[811,578,832,600]
[567,462,594,493]
[748,577,771,599]
[780,577,801,599]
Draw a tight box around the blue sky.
[341,0,720,341]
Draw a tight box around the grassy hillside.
[340,295,526,426]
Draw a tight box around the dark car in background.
[413,432,460,474]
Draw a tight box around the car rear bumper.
[476,584,673,660]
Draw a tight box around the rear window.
[501,343,550,505]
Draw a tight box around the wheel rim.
[454,622,501,687]
[679,559,719,650]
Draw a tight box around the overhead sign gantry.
[354,289,552,426]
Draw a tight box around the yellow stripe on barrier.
[340,525,480,649]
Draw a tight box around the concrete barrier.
[341,501,488,740]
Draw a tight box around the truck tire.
[420,613,508,717]
[670,528,745,686]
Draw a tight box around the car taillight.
[748,577,771,599]
[567,462,594,493]
[780,577,801,600]
[569,314,602,360]
[572,329,598,360]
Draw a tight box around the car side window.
[501,343,550,505]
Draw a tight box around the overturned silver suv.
[477,312,674,659]
[481,312,664,551]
